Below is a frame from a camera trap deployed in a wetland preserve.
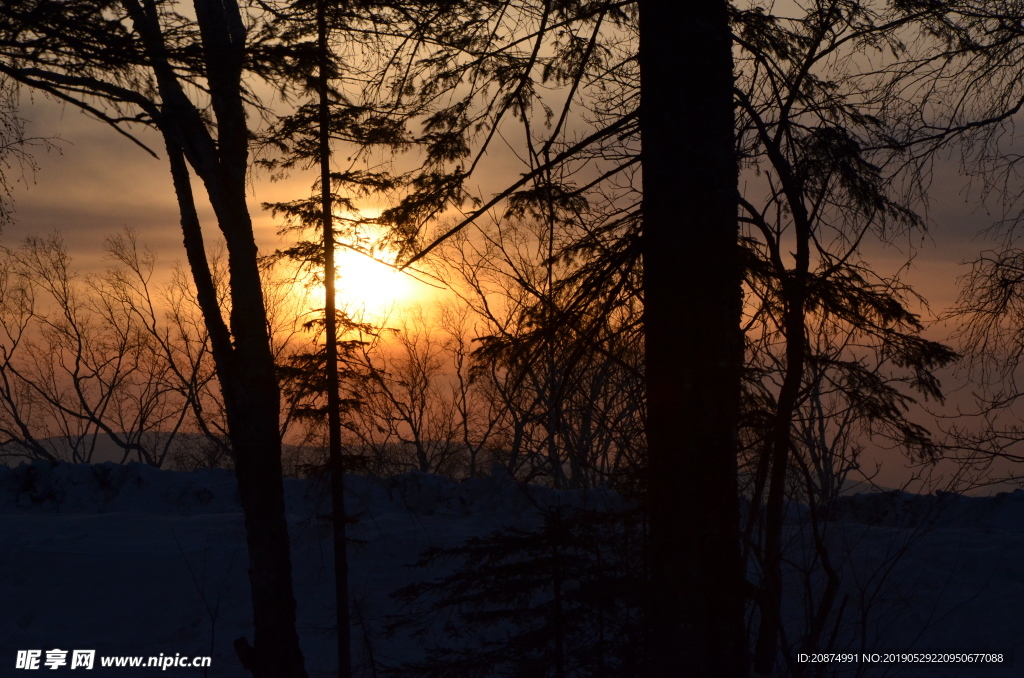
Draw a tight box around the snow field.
[1,461,1021,677]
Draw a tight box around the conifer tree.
[389,504,646,678]
[257,1,410,673]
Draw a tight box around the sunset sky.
[6,91,1022,492]
[5,96,999,323]
[4,97,441,323]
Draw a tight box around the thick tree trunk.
[166,138,307,678]
[217,190,307,678]
[638,0,749,676]
[197,140,310,678]
[167,137,307,678]
[153,2,310,676]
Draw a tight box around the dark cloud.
[4,98,308,274]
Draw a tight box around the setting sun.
[334,245,418,321]
[295,223,431,325]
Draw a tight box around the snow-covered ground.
[1,462,1021,677]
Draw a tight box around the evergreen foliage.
[388,504,646,678]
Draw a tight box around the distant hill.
[0,432,224,467]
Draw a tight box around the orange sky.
[4,97,447,320]
[7,96,1023,493]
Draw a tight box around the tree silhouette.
[0,2,308,675]
[389,505,646,678]
[638,2,749,675]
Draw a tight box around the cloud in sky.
[3,90,1012,322]
[4,97,310,275]
[6,100,176,263]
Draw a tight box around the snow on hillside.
[1,461,1021,677]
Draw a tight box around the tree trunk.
[317,0,353,673]
[753,294,807,676]
[151,1,309,675]
[752,157,812,678]
[167,132,307,678]
[638,0,749,676]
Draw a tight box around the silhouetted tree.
[637,2,749,675]
[389,504,646,678]
[0,2,309,675]
[0,231,225,467]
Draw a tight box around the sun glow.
[295,222,429,325]
[333,245,418,322]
